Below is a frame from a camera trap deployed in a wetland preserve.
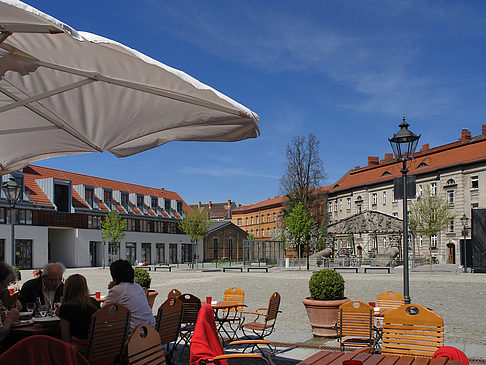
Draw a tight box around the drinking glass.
[26,302,35,315]
[38,304,47,317]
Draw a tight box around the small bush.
[309,269,345,301]
[134,268,151,288]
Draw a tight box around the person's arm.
[0,309,19,342]
[104,284,121,305]
[60,318,71,343]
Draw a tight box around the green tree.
[409,186,455,271]
[178,207,211,268]
[101,211,126,268]
[246,232,255,241]
[285,202,314,269]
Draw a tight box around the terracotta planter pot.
[146,289,158,309]
[302,297,350,337]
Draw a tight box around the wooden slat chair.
[382,303,444,358]
[128,324,167,365]
[220,287,246,340]
[155,297,183,364]
[335,300,378,352]
[84,302,131,364]
[239,292,281,353]
[177,293,202,353]
[168,289,182,299]
[376,290,405,314]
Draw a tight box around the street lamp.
[2,178,21,266]
[389,117,420,305]
[460,213,469,273]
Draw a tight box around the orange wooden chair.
[155,297,183,364]
[220,287,246,340]
[168,289,182,299]
[382,303,444,358]
[84,302,131,364]
[376,290,405,315]
[335,300,378,352]
[128,324,167,365]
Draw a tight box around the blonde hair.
[63,274,97,310]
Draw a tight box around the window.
[0,239,4,262]
[88,215,102,229]
[108,242,120,265]
[274,213,277,223]
[418,185,423,197]
[103,189,112,210]
[383,191,387,205]
[54,182,70,212]
[430,235,438,249]
[256,216,259,224]
[340,199,343,211]
[17,209,32,225]
[121,192,129,210]
[237,218,242,226]
[126,242,136,264]
[431,182,437,196]
[251,216,254,225]
[261,215,264,223]
[448,190,454,205]
[256,229,259,238]
[471,175,479,190]
[164,199,171,212]
[267,214,270,222]
[448,219,454,233]
[245,217,248,225]
[347,198,351,210]
[357,205,362,213]
[334,201,338,212]
[383,237,386,248]
[446,179,456,186]
[372,193,377,205]
[85,187,94,208]
[213,238,218,259]
[125,218,136,231]
[328,202,333,213]
[156,243,165,264]
[419,236,423,248]
[176,201,183,214]
[0,208,5,224]
[261,228,265,237]
[393,212,398,217]
[141,243,151,264]
[137,194,144,212]
[418,162,429,168]
[151,197,158,212]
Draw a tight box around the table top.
[210,301,240,310]
[297,350,463,365]
[90,295,107,302]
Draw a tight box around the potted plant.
[302,269,350,337]
[134,268,158,309]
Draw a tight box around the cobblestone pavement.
[18,265,486,359]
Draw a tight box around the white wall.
[49,228,76,267]
[0,224,48,267]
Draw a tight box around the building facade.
[202,221,247,262]
[326,126,486,264]
[0,165,193,269]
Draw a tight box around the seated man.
[19,263,65,311]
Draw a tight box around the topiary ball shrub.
[308,269,345,301]
[134,268,151,289]
[13,266,21,281]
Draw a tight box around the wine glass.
[26,302,35,316]
[38,304,47,318]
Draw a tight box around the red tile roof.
[327,134,486,194]
[233,195,286,213]
[22,164,190,214]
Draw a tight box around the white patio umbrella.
[0,0,259,174]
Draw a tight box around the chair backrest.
[382,303,444,358]
[155,297,183,345]
[178,293,201,324]
[265,292,281,322]
[223,287,245,313]
[128,324,166,365]
[377,290,405,310]
[168,288,182,299]
[85,302,131,362]
[338,300,374,346]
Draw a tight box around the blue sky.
[27,0,486,205]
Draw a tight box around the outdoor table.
[90,295,107,303]
[297,349,463,365]
[6,319,61,348]
[210,301,241,345]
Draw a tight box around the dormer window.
[151,197,158,212]
[137,194,144,213]
[164,199,171,212]
[121,192,129,210]
[103,189,112,210]
[85,187,94,208]
[417,162,429,168]
[54,179,71,212]
[382,171,391,176]
[176,200,183,214]
[445,179,456,187]
[355,195,363,202]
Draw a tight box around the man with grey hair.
[19,262,65,311]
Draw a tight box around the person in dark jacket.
[19,262,64,311]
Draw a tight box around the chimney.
[368,156,379,166]
[460,128,471,142]
[482,124,486,136]
[420,144,429,152]
[355,166,360,170]
[208,201,212,208]
[198,201,201,208]
[238,204,241,207]
[227,200,231,206]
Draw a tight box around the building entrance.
[447,242,455,264]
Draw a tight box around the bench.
[247,266,269,272]
[154,265,173,272]
[364,267,391,273]
[222,266,243,272]
[135,266,151,271]
[333,267,359,273]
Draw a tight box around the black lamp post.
[389,117,420,305]
[2,178,21,266]
[460,213,469,273]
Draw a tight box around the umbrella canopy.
[0,0,259,174]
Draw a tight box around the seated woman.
[105,259,155,330]
[59,274,100,344]
[0,262,20,343]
